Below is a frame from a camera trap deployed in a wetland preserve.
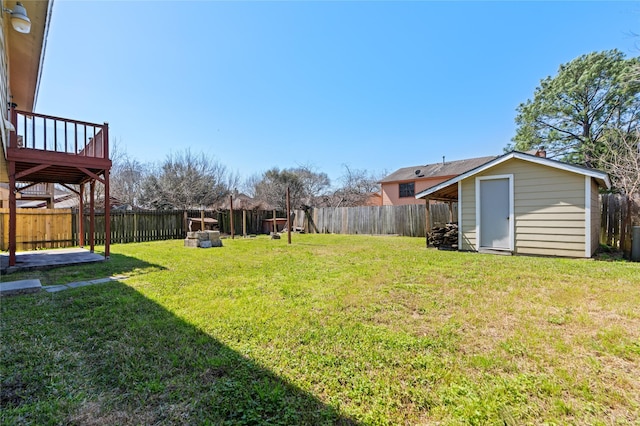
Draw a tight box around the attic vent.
[414,169,421,175]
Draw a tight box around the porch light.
[3,2,31,34]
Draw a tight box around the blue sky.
[35,1,639,186]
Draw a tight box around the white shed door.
[479,178,510,249]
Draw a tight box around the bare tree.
[329,165,382,207]
[293,165,331,207]
[110,153,148,207]
[139,149,238,209]
[241,173,262,198]
[597,128,640,196]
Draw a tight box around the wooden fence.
[600,194,639,254]
[72,209,274,246]
[293,203,456,237]
[1,196,637,252]
[0,208,74,250]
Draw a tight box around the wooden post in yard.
[200,209,205,232]
[448,201,453,223]
[230,195,235,239]
[272,209,277,234]
[8,159,16,266]
[425,198,431,248]
[78,183,85,247]
[89,180,95,253]
[286,187,292,244]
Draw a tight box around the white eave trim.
[416,151,611,199]
[34,0,55,110]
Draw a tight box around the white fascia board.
[415,151,612,200]
[510,152,612,189]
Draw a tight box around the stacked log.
[428,223,458,250]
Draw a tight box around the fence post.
[622,195,632,257]
[286,187,291,244]
[230,196,235,239]
[242,210,247,237]
[272,210,277,233]
[601,194,608,246]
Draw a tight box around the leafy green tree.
[509,50,640,167]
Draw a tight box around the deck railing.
[10,108,109,159]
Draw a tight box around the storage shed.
[415,151,611,258]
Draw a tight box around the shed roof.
[380,155,498,183]
[415,151,611,200]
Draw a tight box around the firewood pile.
[428,223,458,250]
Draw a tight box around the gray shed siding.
[459,158,589,257]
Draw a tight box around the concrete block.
[186,232,198,239]
[89,278,113,285]
[199,240,213,249]
[43,285,68,293]
[197,232,210,241]
[110,275,129,281]
[184,239,199,248]
[67,281,92,288]
[211,240,223,247]
[0,279,42,296]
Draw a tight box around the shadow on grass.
[1,281,358,425]
[1,252,167,286]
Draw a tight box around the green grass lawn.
[2,234,639,425]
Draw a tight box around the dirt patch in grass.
[0,374,28,408]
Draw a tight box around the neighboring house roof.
[380,155,499,183]
[18,193,77,209]
[217,193,273,210]
[415,151,611,200]
[3,183,76,208]
[365,192,382,206]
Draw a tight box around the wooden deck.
[4,108,111,266]
[8,109,111,184]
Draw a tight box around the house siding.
[460,178,476,250]
[382,176,453,206]
[459,158,587,257]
